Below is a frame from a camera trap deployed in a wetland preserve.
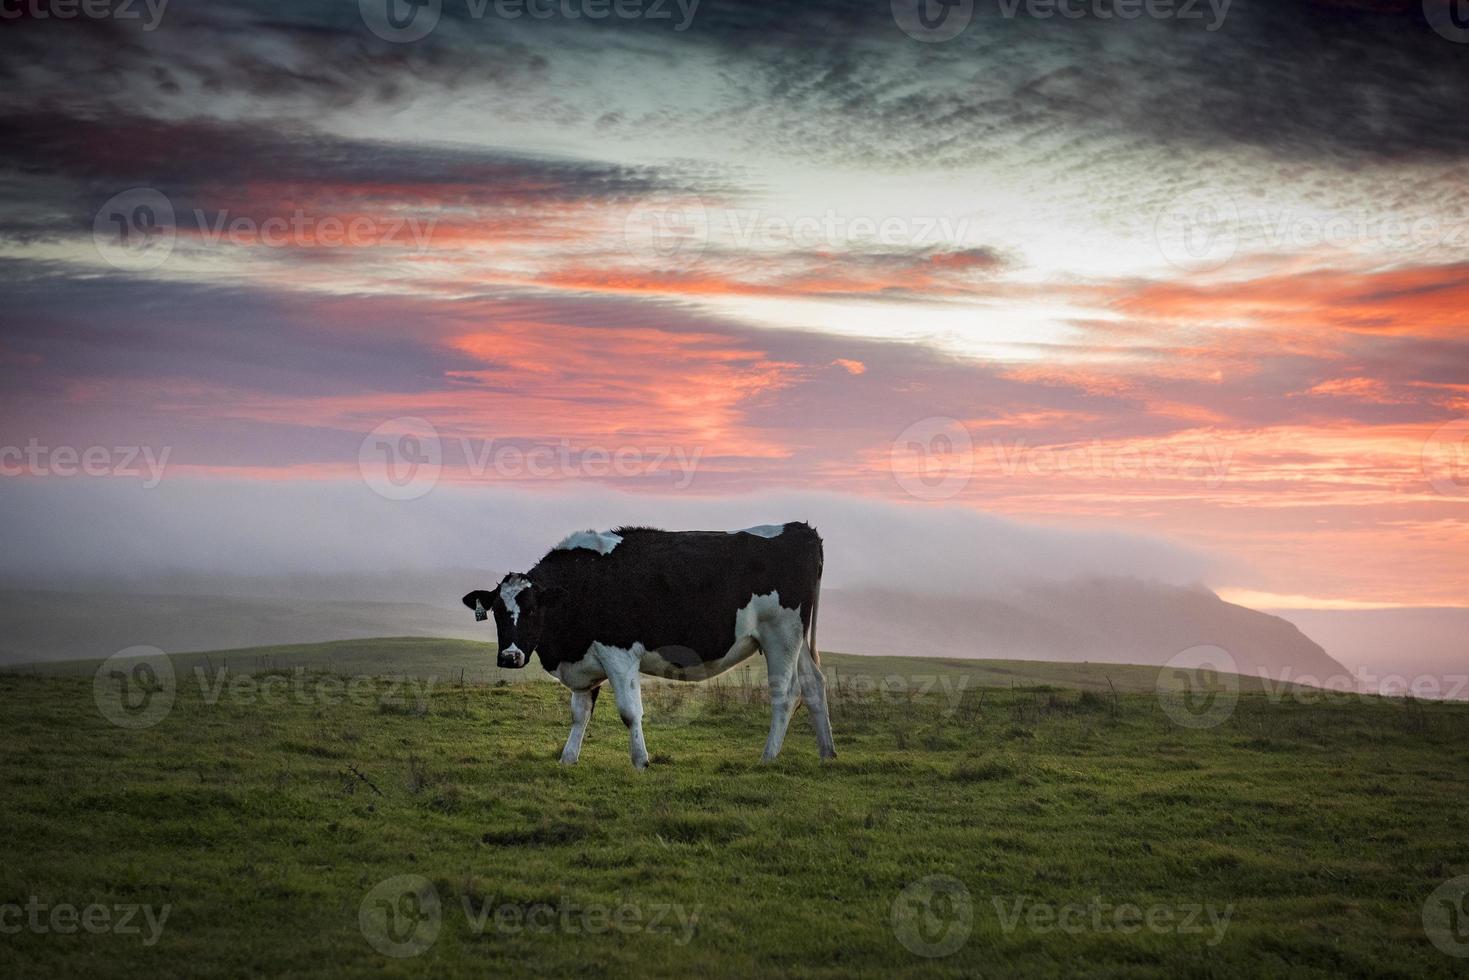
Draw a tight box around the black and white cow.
[461,522,834,768]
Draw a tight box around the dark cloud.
[5,0,1464,173]
[0,110,718,238]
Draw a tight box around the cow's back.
[533,523,822,667]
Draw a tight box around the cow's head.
[462,574,566,669]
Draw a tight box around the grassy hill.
[1,640,1465,977]
[15,635,1326,696]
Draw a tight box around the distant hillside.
[0,579,1348,687]
[819,579,1349,682]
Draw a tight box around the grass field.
[2,639,1466,977]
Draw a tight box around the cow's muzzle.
[497,647,527,669]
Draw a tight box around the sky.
[1,0,1468,610]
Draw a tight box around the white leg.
[595,644,650,769]
[758,616,803,762]
[560,687,599,765]
[798,642,836,760]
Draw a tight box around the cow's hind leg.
[594,643,650,769]
[758,611,804,762]
[560,686,600,765]
[798,643,836,760]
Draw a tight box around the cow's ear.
[462,590,494,611]
[540,585,569,608]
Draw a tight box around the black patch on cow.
[481,523,823,675]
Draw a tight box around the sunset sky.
[2,0,1468,609]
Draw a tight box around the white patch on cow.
[499,576,530,625]
[500,643,526,668]
[554,529,623,555]
[639,635,760,681]
[729,523,787,538]
[593,642,650,769]
[557,654,609,691]
[733,590,792,638]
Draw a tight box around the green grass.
[1,640,1466,978]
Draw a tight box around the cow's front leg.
[594,643,650,769]
[560,687,599,765]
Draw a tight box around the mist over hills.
[3,573,1348,688]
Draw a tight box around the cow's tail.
[807,578,821,669]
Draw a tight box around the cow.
[461,522,834,768]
